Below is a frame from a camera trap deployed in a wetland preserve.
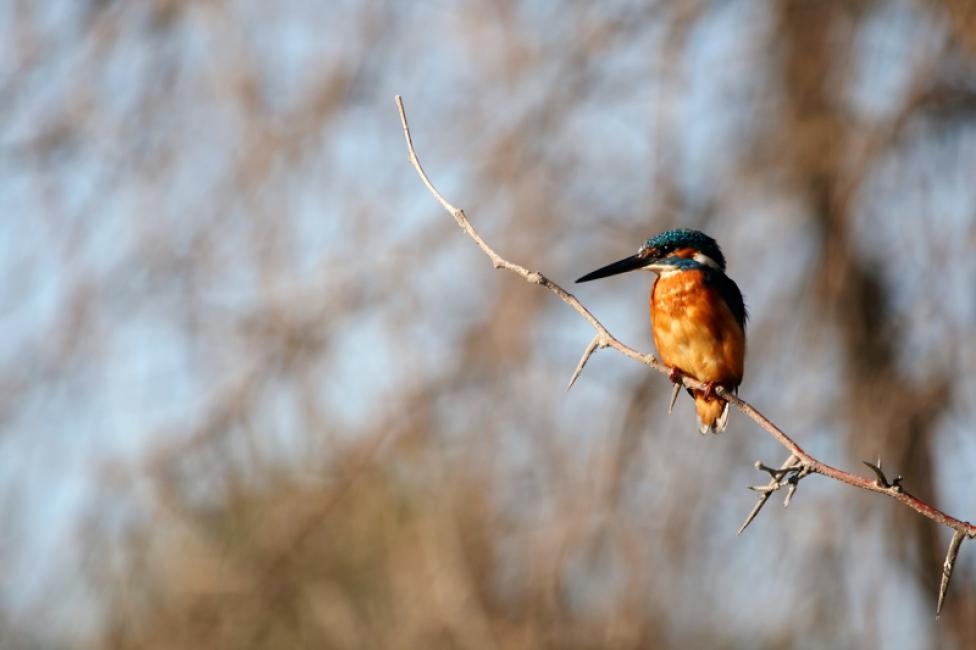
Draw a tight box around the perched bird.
[576,228,746,433]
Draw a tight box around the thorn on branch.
[784,465,811,507]
[862,459,903,492]
[668,382,681,415]
[757,460,796,482]
[863,459,886,486]
[937,530,965,617]
[738,455,802,535]
[784,471,800,508]
[738,493,773,537]
[665,367,684,415]
[566,335,605,392]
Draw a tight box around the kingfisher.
[576,228,746,434]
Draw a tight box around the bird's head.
[576,228,726,283]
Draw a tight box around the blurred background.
[2,0,976,648]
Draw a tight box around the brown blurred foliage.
[3,1,976,648]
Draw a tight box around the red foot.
[668,367,683,384]
[702,381,717,399]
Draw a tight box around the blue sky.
[2,1,975,645]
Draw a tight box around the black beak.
[576,253,649,283]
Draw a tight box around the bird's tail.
[694,392,731,434]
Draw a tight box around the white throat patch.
[693,252,721,271]
[644,263,682,278]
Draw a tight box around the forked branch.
[394,96,974,613]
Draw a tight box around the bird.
[576,228,746,434]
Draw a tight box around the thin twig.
[714,387,974,537]
[395,96,660,372]
[395,96,976,610]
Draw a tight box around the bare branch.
[713,387,974,538]
[395,96,976,611]
[395,96,662,374]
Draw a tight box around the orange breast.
[650,270,745,387]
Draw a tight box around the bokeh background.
[3,1,976,648]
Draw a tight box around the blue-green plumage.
[640,229,727,271]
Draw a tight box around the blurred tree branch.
[396,94,975,615]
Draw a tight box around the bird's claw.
[702,381,717,400]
